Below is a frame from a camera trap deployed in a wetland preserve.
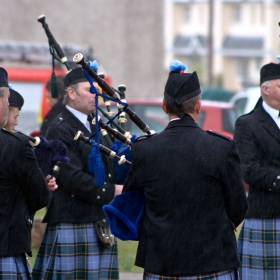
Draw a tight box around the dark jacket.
[43,106,115,226]
[40,100,65,137]
[234,98,280,218]
[0,129,50,256]
[123,114,248,276]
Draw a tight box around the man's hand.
[45,175,58,191]
[114,184,123,197]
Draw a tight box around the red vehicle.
[99,99,237,138]
[6,66,236,139]
[5,66,112,134]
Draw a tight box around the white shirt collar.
[262,101,279,119]
[66,105,88,127]
[262,101,280,129]
[169,118,180,122]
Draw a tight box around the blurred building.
[0,0,165,98]
[1,0,280,95]
[165,0,280,91]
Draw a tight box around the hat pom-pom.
[89,60,99,72]
[169,60,187,73]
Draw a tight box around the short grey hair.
[63,84,79,105]
[261,80,273,88]
[164,93,201,115]
[181,94,201,114]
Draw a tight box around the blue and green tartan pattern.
[143,269,237,280]
[238,218,280,280]
[32,222,119,280]
[0,255,32,280]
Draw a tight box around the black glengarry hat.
[260,62,280,85]
[0,67,8,88]
[164,60,201,118]
[9,88,24,110]
[64,67,89,88]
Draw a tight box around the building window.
[236,58,251,87]
[184,5,191,23]
[233,4,241,23]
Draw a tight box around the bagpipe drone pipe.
[15,131,69,178]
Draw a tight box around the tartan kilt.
[238,218,280,280]
[0,255,32,280]
[143,269,237,280]
[32,222,119,280]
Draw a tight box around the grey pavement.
[120,272,143,280]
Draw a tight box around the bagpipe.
[36,14,162,242]
[15,131,69,178]
[37,15,156,186]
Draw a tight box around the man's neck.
[169,113,198,122]
[168,114,179,121]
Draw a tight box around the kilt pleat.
[238,218,280,280]
[0,255,32,280]
[32,222,119,280]
[143,269,237,280]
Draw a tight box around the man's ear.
[261,85,269,97]
[162,100,168,115]
[195,100,201,114]
[67,87,76,101]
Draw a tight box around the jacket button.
[269,188,272,191]
[102,188,106,192]
[97,196,100,199]
[273,182,276,186]
[103,219,107,223]
[71,194,75,197]
[277,176,280,180]
[108,173,111,178]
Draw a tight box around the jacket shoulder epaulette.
[133,132,157,143]
[206,130,232,141]
[2,128,23,142]
[52,115,65,127]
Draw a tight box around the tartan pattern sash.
[32,222,119,280]
[238,218,280,280]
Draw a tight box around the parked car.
[99,99,238,138]
[230,86,260,117]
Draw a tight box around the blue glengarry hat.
[164,60,201,118]
[260,62,280,85]
[0,67,8,88]
[9,89,24,110]
[103,191,145,241]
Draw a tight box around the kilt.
[238,218,280,280]
[32,222,119,280]
[143,269,237,280]
[0,255,32,280]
